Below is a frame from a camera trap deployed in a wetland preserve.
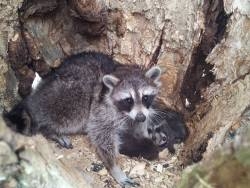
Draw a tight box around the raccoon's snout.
[152,136,156,141]
[135,113,146,122]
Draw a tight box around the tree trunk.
[0,0,249,187]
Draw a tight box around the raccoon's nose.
[175,138,182,143]
[135,113,146,122]
[152,136,156,141]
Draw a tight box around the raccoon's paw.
[57,136,73,149]
[110,166,139,187]
[49,135,73,149]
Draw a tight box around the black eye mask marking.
[115,97,134,112]
[147,128,152,134]
[155,127,161,133]
[142,94,155,108]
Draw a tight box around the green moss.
[178,148,250,188]
[178,167,210,188]
[209,155,250,188]
[236,148,250,166]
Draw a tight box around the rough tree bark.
[0,0,249,187]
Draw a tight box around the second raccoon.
[119,100,188,160]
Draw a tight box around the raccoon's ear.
[145,66,161,86]
[103,75,120,89]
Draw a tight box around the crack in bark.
[148,25,165,67]
[180,0,231,112]
[179,0,233,164]
[232,71,250,84]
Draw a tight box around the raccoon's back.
[36,52,118,126]
[53,52,119,81]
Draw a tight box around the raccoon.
[147,106,188,153]
[119,103,188,160]
[4,52,161,186]
[86,64,161,186]
[4,52,119,148]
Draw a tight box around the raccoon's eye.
[142,94,155,108]
[155,127,160,133]
[124,97,133,105]
[147,128,152,134]
[116,97,134,112]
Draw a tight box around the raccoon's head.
[103,65,161,122]
[147,110,188,152]
[147,120,168,147]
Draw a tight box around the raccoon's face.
[103,66,161,122]
[147,114,188,149]
[147,120,168,147]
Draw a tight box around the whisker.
[152,109,176,118]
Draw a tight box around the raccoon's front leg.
[96,146,139,187]
[110,165,139,187]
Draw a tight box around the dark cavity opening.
[180,0,231,111]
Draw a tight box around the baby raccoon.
[119,105,188,160]
[4,52,161,186]
[147,107,188,153]
[86,64,161,186]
